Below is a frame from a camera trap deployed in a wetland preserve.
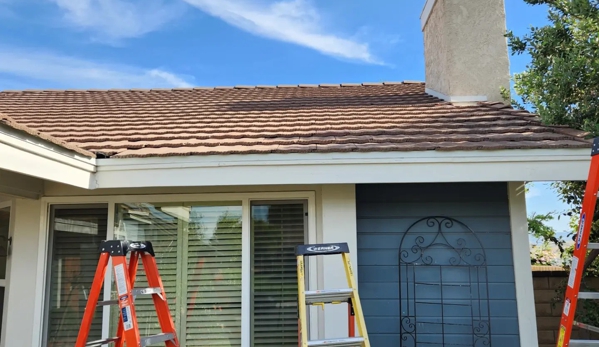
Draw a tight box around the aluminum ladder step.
[308,337,365,347]
[133,287,162,296]
[97,299,118,306]
[588,243,599,249]
[579,292,599,300]
[305,289,352,305]
[95,287,163,307]
[141,333,176,346]
[570,341,599,347]
[575,321,599,334]
[85,337,120,346]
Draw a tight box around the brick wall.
[533,270,599,347]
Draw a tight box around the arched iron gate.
[398,216,491,346]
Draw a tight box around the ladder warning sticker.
[568,256,579,288]
[563,298,571,316]
[557,325,566,347]
[576,213,586,250]
[114,264,128,296]
[121,305,134,331]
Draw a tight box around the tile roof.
[0,82,591,159]
[0,112,96,158]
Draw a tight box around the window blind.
[186,206,243,347]
[112,203,180,338]
[46,207,108,347]
[113,203,243,347]
[251,203,306,347]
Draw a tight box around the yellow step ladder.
[296,243,370,347]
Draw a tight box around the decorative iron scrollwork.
[398,216,492,346]
[399,216,486,267]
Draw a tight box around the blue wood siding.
[356,182,520,346]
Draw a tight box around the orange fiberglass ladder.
[557,138,599,347]
[75,240,179,347]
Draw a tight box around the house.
[0,0,593,346]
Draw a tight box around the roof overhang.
[94,147,592,189]
[0,124,96,192]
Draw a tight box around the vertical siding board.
[356,182,520,346]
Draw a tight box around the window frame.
[37,191,318,347]
[249,199,309,346]
[41,203,110,347]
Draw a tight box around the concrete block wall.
[533,271,599,347]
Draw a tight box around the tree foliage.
[505,0,599,134]
[528,212,566,253]
[507,0,599,326]
[506,0,599,243]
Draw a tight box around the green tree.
[506,0,599,328]
[506,0,599,253]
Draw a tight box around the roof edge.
[93,147,593,189]
[0,80,425,94]
[0,113,96,158]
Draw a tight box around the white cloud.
[183,0,381,64]
[49,0,186,41]
[0,46,194,89]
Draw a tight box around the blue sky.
[0,0,571,240]
[0,0,552,89]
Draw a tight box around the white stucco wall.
[318,185,358,340]
[2,198,43,347]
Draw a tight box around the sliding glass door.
[44,197,310,347]
[44,205,108,347]
[113,202,244,347]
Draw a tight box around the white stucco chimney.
[421,0,511,104]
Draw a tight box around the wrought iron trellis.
[398,216,491,347]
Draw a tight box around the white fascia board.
[0,127,96,189]
[95,148,592,189]
[421,0,437,30]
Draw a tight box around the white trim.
[425,87,488,103]
[0,128,96,189]
[102,204,115,340]
[420,0,437,30]
[95,148,591,188]
[306,196,319,341]
[508,182,539,347]
[32,201,50,347]
[0,201,10,210]
[241,197,251,346]
[0,125,95,169]
[34,190,318,347]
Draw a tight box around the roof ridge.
[0,80,425,94]
[0,112,96,158]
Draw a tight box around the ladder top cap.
[296,243,350,256]
[592,137,599,156]
[99,240,156,256]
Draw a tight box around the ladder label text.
[115,264,128,296]
[577,213,586,250]
[121,305,134,331]
[568,256,579,288]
